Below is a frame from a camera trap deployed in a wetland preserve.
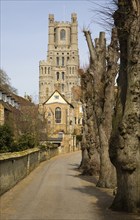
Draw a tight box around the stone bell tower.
[39,13,80,104]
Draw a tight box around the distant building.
[42,90,74,135]
[39,13,83,150]
[0,85,35,126]
[39,13,80,103]
[0,85,19,125]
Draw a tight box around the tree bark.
[109,0,140,212]
[79,69,100,175]
[82,29,119,187]
[96,28,119,188]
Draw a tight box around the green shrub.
[39,144,47,150]
[0,125,36,153]
[17,133,36,151]
[0,124,14,153]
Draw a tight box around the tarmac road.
[0,151,139,220]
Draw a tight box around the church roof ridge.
[43,90,74,108]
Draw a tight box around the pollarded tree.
[83,28,119,188]
[109,0,140,213]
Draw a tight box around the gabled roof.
[12,94,35,107]
[0,84,35,107]
[43,90,74,108]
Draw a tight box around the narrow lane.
[0,152,139,220]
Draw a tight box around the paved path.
[0,151,139,220]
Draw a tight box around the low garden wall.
[0,147,59,196]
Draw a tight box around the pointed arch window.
[48,67,50,74]
[70,67,72,74]
[55,107,61,123]
[45,67,47,74]
[72,67,74,74]
[62,72,64,80]
[62,57,64,66]
[60,29,66,40]
[41,67,43,75]
[54,28,57,43]
[56,72,59,81]
[56,57,59,66]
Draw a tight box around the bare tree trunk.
[83,28,119,188]
[79,69,100,175]
[109,0,140,212]
[96,28,119,188]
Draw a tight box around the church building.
[39,13,82,150]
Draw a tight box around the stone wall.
[0,147,59,196]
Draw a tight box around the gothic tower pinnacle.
[39,13,80,104]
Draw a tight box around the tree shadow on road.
[68,163,140,220]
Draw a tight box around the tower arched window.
[48,67,50,74]
[72,67,74,74]
[54,28,57,43]
[41,67,43,75]
[70,67,72,74]
[56,72,59,81]
[60,29,66,40]
[62,57,64,66]
[62,72,64,80]
[56,57,59,66]
[55,107,61,123]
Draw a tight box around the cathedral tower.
[39,13,80,104]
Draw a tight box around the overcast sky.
[1,0,112,102]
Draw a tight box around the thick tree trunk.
[79,69,100,175]
[96,28,119,188]
[109,0,140,213]
[80,146,90,170]
[83,29,119,188]
[97,124,116,188]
